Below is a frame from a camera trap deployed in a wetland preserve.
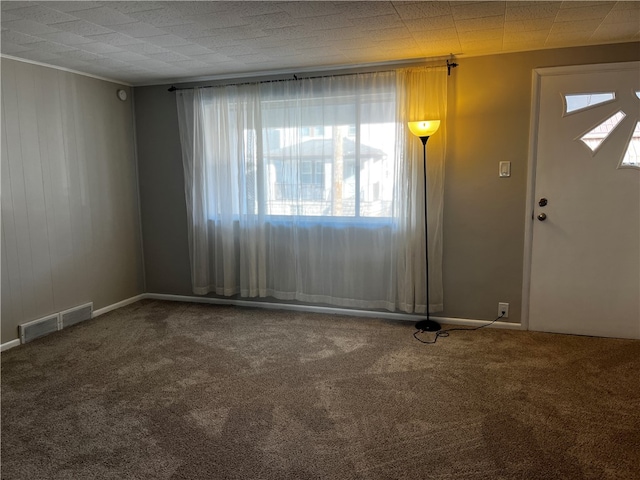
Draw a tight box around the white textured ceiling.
[2,1,639,86]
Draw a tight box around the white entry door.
[527,62,640,339]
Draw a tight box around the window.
[565,91,640,169]
[203,78,398,221]
[579,111,626,153]
[565,92,615,114]
[622,122,640,167]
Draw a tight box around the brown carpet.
[1,300,639,479]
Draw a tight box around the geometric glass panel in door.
[579,110,626,153]
[621,122,640,168]
[565,92,615,113]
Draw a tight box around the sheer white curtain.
[398,67,448,313]
[176,66,447,313]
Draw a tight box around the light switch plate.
[499,161,511,177]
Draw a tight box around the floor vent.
[19,314,60,343]
[60,303,93,329]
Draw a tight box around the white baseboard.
[146,293,427,321]
[145,293,522,329]
[431,316,523,330]
[1,339,21,352]
[92,294,146,318]
[0,294,522,352]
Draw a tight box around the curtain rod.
[167,59,458,92]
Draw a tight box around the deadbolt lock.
[538,198,548,207]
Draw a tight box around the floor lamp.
[408,120,442,332]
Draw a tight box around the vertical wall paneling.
[0,58,144,343]
[75,74,98,304]
[1,94,23,325]
[37,66,78,309]
[2,62,39,324]
[17,63,57,316]
[15,62,51,315]
[1,228,15,325]
[59,71,92,306]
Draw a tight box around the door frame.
[520,61,639,331]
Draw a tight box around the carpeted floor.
[1,300,639,479]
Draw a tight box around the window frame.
[202,84,399,224]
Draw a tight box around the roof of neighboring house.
[269,137,386,159]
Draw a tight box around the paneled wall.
[1,58,144,344]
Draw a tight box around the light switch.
[499,161,511,177]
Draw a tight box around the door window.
[564,91,639,168]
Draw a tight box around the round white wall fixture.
[117,89,127,101]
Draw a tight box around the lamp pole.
[408,120,442,333]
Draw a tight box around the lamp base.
[415,319,441,332]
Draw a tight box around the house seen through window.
[263,123,395,217]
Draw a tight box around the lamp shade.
[408,120,440,138]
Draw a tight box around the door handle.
[537,213,547,221]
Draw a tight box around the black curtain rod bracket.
[447,59,458,76]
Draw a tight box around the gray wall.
[134,85,192,295]
[439,42,640,323]
[134,42,640,324]
[1,58,144,344]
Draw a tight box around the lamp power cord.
[413,313,506,344]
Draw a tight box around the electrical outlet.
[498,302,509,318]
